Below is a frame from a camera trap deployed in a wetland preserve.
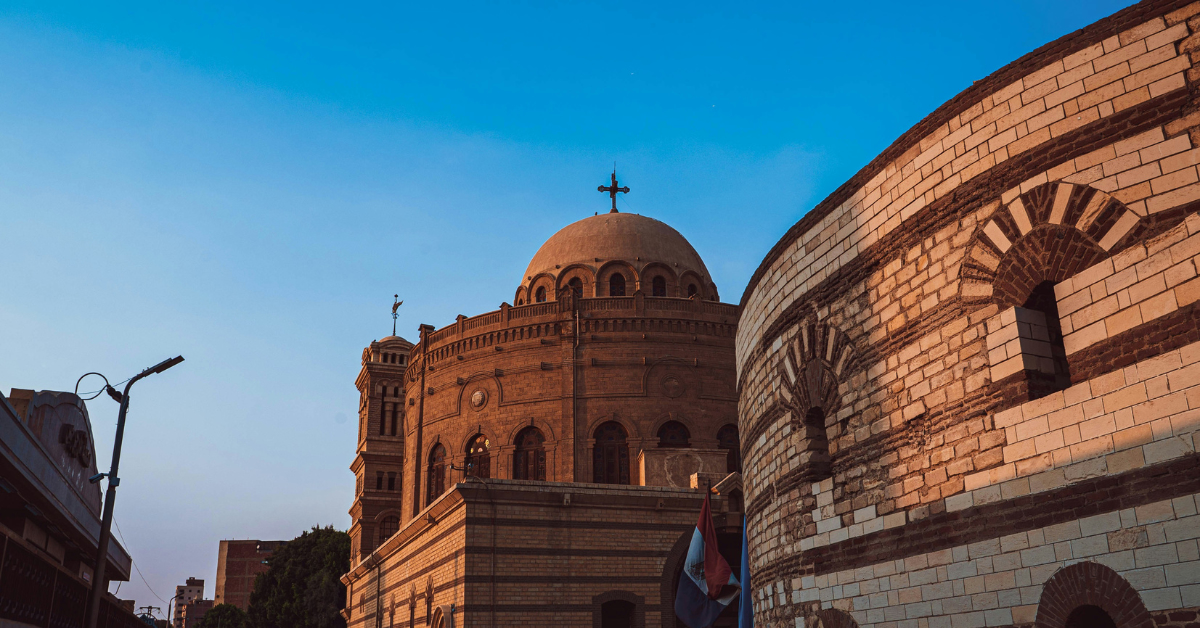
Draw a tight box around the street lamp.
[85,355,184,628]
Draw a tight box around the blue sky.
[0,0,1134,614]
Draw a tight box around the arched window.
[427,444,446,504]
[656,421,690,448]
[568,277,584,299]
[535,287,547,303]
[513,427,546,481]
[687,283,698,297]
[1065,605,1116,628]
[651,276,666,297]
[609,274,626,297]
[592,422,630,484]
[465,434,490,479]
[717,424,741,473]
[380,515,399,540]
[805,407,831,480]
[1023,280,1072,396]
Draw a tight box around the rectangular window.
[387,472,396,491]
[375,472,384,491]
[379,404,388,436]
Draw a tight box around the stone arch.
[811,608,859,628]
[640,262,678,296]
[649,412,693,443]
[962,182,1142,305]
[584,413,642,441]
[528,272,556,303]
[503,417,558,445]
[597,261,636,297]
[556,263,596,298]
[679,270,705,299]
[513,285,529,306]
[659,529,694,628]
[777,318,858,481]
[455,374,502,417]
[591,590,645,628]
[1034,561,1152,628]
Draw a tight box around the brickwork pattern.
[735,2,1200,627]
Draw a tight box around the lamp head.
[151,355,184,374]
[89,473,106,484]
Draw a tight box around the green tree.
[246,526,350,628]
[194,604,247,628]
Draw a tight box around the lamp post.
[85,355,184,628]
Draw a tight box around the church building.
[342,198,746,627]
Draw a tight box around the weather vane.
[391,295,403,336]
[598,170,629,213]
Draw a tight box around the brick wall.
[736,1,1200,626]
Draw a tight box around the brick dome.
[522,212,712,284]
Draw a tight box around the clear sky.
[0,0,1135,615]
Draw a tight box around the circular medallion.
[470,389,488,409]
[661,375,684,398]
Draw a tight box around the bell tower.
[348,335,411,564]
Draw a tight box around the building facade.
[213,539,284,611]
[736,1,1200,627]
[343,209,746,627]
[172,578,203,628]
[0,389,143,628]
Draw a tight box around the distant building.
[180,599,213,628]
[172,577,203,628]
[214,539,283,611]
[0,388,142,628]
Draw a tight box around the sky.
[0,0,1136,616]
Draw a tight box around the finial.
[597,170,630,213]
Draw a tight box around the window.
[535,287,547,303]
[592,422,630,484]
[376,471,384,491]
[465,434,490,479]
[652,276,666,297]
[805,407,832,480]
[609,274,626,297]
[380,404,388,436]
[517,298,524,305]
[427,444,446,504]
[513,427,546,481]
[380,515,399,540]
[568,277,583,299]
[717,424,741,473]
[687,283,698,297]
[1023,280,1072,395]
[387,472,396,491]
[393,386,400,396]
[656,421,690,448]
[390,405,399,436]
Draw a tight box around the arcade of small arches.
[419,421,742,508]
[516,262,719,306]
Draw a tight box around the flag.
[675,492,741,628]
[738,515,753,628]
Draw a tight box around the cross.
[597,171,630,213]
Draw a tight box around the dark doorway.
[601,600,635,628]
[1065,605,1116,628]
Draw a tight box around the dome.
[523,212,711,283]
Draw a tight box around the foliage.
[195,604,247,628]
[246,526,350,628]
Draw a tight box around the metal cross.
[597,171,630,213]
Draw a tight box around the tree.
[194,604,246,628]
[246,526,350,628]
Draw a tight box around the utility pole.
[85,356,184,628]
